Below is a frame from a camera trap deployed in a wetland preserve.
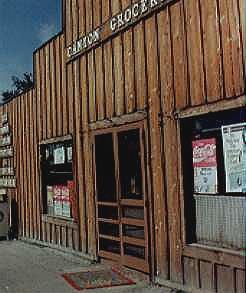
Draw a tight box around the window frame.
[39,135,76,221]
[179,107,246,250]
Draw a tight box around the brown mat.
[62,267,136,290]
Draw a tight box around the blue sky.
[0,0,61,93]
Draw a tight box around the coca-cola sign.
[192,138,218,194]
[193,139,217,167]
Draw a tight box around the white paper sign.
[222,123,246,193]
[54,147,65,164]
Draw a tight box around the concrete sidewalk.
[0,240,173,293]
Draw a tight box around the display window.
[180,107,245,250]
[40,139,77,221]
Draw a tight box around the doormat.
[62,267,136,290]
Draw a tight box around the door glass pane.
[122,206,144,220]
[99,238,120,254]
[123,224,145,239]
[95,134,116,202]
[124,243,145,259]
[99,223,119,237]
[118,129,143,199]
[98,206,118,220]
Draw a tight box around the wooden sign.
[0,147,13,158]
[0,178,16,188]
[67,0,169,60]
[0,135,11,147]
[0,167,14,176]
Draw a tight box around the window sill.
[183,243,245,269]
[42,214,78,229]
[39,134,72,145]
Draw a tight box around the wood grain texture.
[238,0,245,73]
[200,0,223,102]
[145,14,169,279]
[157,7,174,115]
[61,34,68,135]
[216,265,234,293]
[183,257,199,289]
[184,0,205,106]
[55,36,63,136]
[134,21,147,110]
[199,261,215,292]
[74,59,87,252]
[169,1,189,110]
[50,41,57,137]
[236,269,246,293]
[218,0,244,97]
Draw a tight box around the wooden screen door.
[93,123,150,273]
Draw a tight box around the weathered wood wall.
[0,33,80,252]
[1,0,245,291]
[64,0,245,286]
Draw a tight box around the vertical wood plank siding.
[2,0,245,291]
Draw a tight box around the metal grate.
[195,194,245,249]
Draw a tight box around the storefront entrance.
[93,123,150,273]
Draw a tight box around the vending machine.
[0,195,9,239]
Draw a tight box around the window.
[40,139,77,220]
[95,134,116,202]
[118,130,143,200]
[181,107,245,250]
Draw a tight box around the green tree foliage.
[1,73,34,104]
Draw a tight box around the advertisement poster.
[54,146,65,165]
[62,186,71,218]
[53,185,63,216]
[192,138,218,194]
[222,123,246,193]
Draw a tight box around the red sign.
[192,138,218,194]
[193,138,217,167]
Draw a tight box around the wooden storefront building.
[1,0,245,292]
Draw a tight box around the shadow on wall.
[8,199,18,240]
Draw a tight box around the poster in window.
[53,185,63,216]
[61,186,71,218]
[192,138,218,194]
[54,146,65,165]
[222,123,246,193]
